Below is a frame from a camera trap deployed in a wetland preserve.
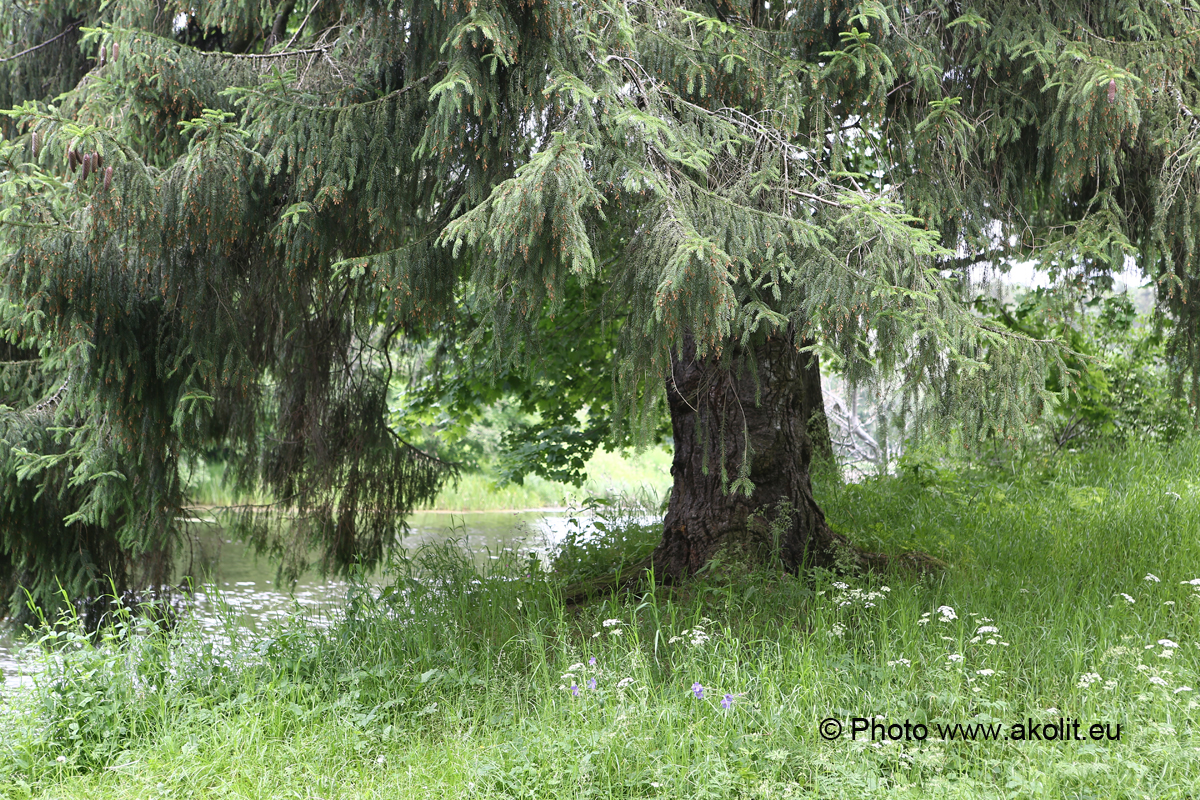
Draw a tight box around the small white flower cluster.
[828,582,891,610]
[616,677,636,690]
[668,625,711,647]
[1151,638,1179,659]
[918,605,968,628]
[1118,593,1136,605]
[828,622,847,639]
[593,618,624,638]
[967,618,1010,647]
[1077,672,1101,689]
[886,657,911,667]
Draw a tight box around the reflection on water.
[1,510,575,692]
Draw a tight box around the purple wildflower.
[721,694,734,709]
[589,656,597,666]
[588,678,597,690]
[692,682,704,699]
[571,683,580,697]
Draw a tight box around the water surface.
[1,510,573,691]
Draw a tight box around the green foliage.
[981,287,1190,446]
[6,0,1200,615]
[546,496,661,585]
[5,439,1200,796]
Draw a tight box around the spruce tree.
[3,1,1199,606]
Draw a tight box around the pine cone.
[30,131,39,158]
[68,148,79,171]
[104,166,113,191]
[1107,79,1117,104]
[82,152,92,180]
[100,44,107,67]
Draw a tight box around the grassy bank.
[187,447,673,511]
[5,441,1200,798]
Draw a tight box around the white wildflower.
[1165,601,1176,606]
[977,669,996,677]
[1118,593,1135,604]
[602,619,622,627]
[936,606,958,621]
[1149,676,1169,687]
[1077,672,1101,689]
[1158,639,1179,648]
[1181,579,1200,586]
[946,653,964,663]
[887,658,911,667]
[617,677,635,689]
[1159,650,1174,659]
[1045,707,1059,715]
[1174,686,1193,694]
[1145,573,1161,583]
[976,625,999,634]
[828,622,847,639]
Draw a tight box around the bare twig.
[284,0,323,51]
[0,21,80,63]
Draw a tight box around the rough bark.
[652,330,850,581]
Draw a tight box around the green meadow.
[3,440,1199,799]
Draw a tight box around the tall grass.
[4,440,1200,798]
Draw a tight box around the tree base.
[558,540,944,605]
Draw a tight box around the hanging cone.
[1107,79,1117,104]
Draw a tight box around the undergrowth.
[3,440,1200,798]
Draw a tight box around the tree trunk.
[652,330,848,581]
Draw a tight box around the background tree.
[4,1,1200,612]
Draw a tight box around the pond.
[0,509,579,692]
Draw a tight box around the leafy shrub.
[981,288,1190,446]
[548,497,662,585]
